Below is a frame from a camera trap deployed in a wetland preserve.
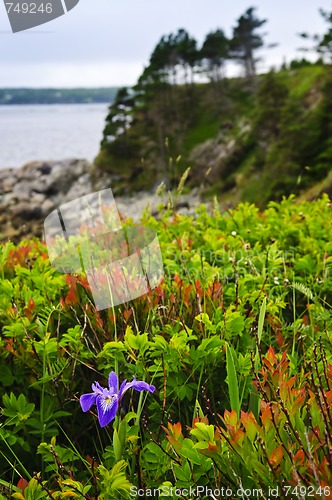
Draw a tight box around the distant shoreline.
[0,103,108,168]
[0,87,119,105]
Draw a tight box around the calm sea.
[0,103,109,169]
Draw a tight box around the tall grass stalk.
[226,343,240,418]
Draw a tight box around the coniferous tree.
[200,29,229,82]
[101,87,135,156]
[230,7,267,77]
[174,28,198,84]
[317,8,332,60]
[299,7,332,62]
[148,34,175,84]
[254,71,289,140]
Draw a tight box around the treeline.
[133,5,332,90]
[0,88,119,105]
[96,5,332,203]
[138,7,270,87]
[100,7,272,153]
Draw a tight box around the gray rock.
[0,158,92,240]
[0,157,203,242]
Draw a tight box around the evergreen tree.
[101,87,135,156]
[316,8,332,61]
[174,29,198,84]
[149,34,176,84]
[230,7,267,77]
[200,29,229,82]
[254,71,289,140]
[299,7,332,62]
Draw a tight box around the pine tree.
[101,87,135,157]
[230,7,267,77]
[200,29,229,82]
[174,29,198,84]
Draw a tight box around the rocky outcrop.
[189,124,251,186]
[0,159,92,241]
[0,159,202,242]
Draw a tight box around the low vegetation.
[0,194,331,498]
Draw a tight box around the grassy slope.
[95,64,331,205]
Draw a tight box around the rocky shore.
[0,159,202,242]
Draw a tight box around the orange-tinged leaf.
[325,390,332,407]
[276,330,284,347]
[327,364,332,380]
[266,346,276,366]
[24,297,36,319]
[123,309,132,321]
[166,435,181,449]
[241,411,260,441]
[280,380,290,403]
[287,376,296,389]
[269,445,283,467]
[261,404,272,429]
[262,357,273,371]
[85,455,98,467]
[192,415,209,427]
[17,478,29,492]
[232,428,245,445]
[169,421,182,439]
[223,409,238,426]
[292,391,306,414]
[293,449,305,466]
[65,288,78,305]
[207,442,218,452]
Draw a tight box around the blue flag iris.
[80,371,155,427]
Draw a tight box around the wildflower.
[80,371,155,427]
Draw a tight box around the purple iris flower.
[80,371,155,427]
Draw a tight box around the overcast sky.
[0,0,330,87]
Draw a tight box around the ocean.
[0,103,109,169]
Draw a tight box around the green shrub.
[0,195,331,498]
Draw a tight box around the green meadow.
[0,195,331,498]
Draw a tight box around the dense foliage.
[0,195,331,498]
[95,6,332,207]
[96,63,332,205]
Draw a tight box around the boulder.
[0,159,92,241]
[0,158,203,242]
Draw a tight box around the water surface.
[0,103,109,169]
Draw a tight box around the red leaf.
[24,297,36,319]
[17,478,29,493]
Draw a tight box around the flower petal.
[96,394,118,427]
[108,371,118,393]
[119,377,155,398]
[80,393,97,412]
[92,382,103,394]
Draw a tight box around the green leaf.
[226,343,240,417]
[225,311,245,337]
[257,296,266,345]
[113,429,123,462]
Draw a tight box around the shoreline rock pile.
[0,159,92,241]
[0,159,202,242]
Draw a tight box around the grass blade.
[257,296,266,346]
[226,343,240,417]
